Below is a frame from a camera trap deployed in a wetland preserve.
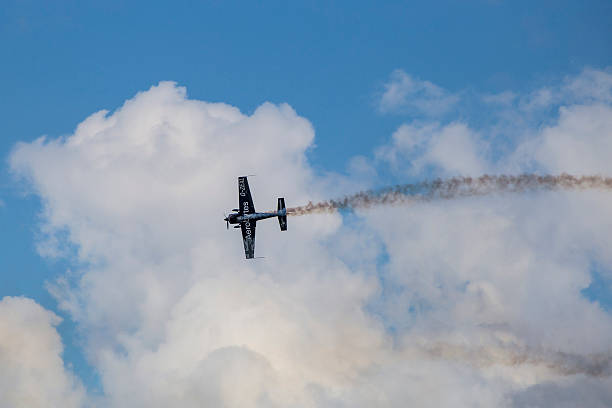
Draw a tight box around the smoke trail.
[417,342,612,377]
[287,174,612,216]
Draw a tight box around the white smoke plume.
[288,174,612,215]
[414,342,612,377]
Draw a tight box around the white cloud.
[378,70,460,116]
[369,68,612,406]
[525,104,612,175]
[0,296,86,408]
[375,121,488,176]
[10,82,387,407]
[8,71,612,407]
[518,68,612,113]
[511,377,612,408]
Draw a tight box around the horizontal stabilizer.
[278,198,287,231]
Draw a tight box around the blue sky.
[1,1,612,406]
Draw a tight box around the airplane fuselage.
[227,209,287,224]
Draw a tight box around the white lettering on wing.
[239,179,246,197]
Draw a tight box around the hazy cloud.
[368,67,612,406]
[378,70,460,116]
[375,121,487,175]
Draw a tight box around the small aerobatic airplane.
[224,176,287,259]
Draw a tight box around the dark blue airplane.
[224,176,287,259]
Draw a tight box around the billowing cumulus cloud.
[8,70,612,407]
[10,82,386,407]
[0,296,86,408]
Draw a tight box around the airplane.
[224,176,287,259]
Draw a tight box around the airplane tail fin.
[277,198,287,231]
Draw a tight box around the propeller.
[224,213,229,230]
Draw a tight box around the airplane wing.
[238,176,255,214]
[241,220,256,259]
